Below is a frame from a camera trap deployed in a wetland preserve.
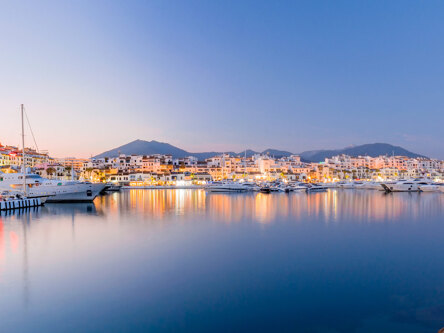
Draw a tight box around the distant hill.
[94,140,426,162]
[237,149,260,158]
[235,149,293,158]
[94,140,191,158]
[93,140,292,160]
[262,149,293,158]
[192,151,237,160]
[299,143,426,162]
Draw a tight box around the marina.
[2,109,444,199]
[2,1,444,331]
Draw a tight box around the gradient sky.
[1,0,443,158]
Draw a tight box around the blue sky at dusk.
[1,0,443,158]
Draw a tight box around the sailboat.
[0,105,45,210]
[0,105,106,203]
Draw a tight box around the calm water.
[1,189,444,333]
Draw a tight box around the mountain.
[94,140,283,159]
[94,140,190,158]
[261,149,293,158]
[233,150,259,158]
[94,140,426,162]
[236,149,293,158]
[299,143,426,162]
[192,151,237,160]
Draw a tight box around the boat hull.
[45,183,106,202]
[381,184,421,192]
[306,188,328,192]
[206,188,247,193]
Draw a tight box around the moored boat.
[306,183,328,192]
[418,183,444,192]
[205,181,247,193]
[260,186,271,193]
[0,172,106,202]
[360,181,384,190]
[104,183,122,192]
[381,179,432,193]
[2,105,106,203]
[240,182,261,192]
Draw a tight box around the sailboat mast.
[21,104,27,195]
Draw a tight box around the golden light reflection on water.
[94,189,444,224]
[95,189,207,220]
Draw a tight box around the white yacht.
[289,182,311,191]
[104,183,122,192]
[381,179,432,193]
[360,181,384,190]
[205,181,248,193]
[0,172,106,202]
[306,183,328,192]
[317,182,336,188]
[343,181,365,189]
[277,184,303,193]
[336,181,354,189]
[418,183,444,192]
[240,181,261,192]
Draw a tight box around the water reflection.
[0,212,32,309]
[0,190,443,332]
[94,189,444,224]
[0,206,42,219]
[0,202,102,312]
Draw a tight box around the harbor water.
[0,189,444,332]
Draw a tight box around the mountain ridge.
[94,140,426,162]
[94,140,295,160]
[299,143,427,162]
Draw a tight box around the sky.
[0,0,443,158]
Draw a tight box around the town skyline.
[0,136,436,160]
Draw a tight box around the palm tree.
[83,167,94,180]
[46,167,55,179]
[65,166,72,178]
